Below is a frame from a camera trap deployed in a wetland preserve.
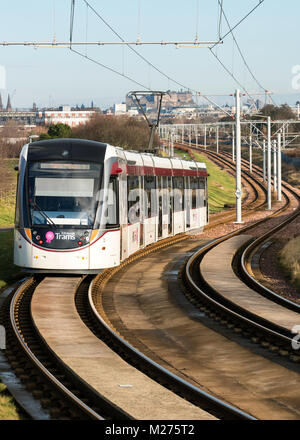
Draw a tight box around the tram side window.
[191,176,198,209]
[127,176,140,224]
[106,176,118,227]
[198,178,205,189]
[144,175,156,218]
[198,177,206,207]
[173,176,184,212]
[162,176,168,215]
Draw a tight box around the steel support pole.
[263,139,266,182]
[249,133,252,173]
[195,129,198,148]
[277,132,282,201]
[273,141,277,193]
[232,127,235,162]
[171,133,174,157]
[216,125,219,154]
[267,116,272,210]
[235,89,243,223]
[204,125,207,150]
[182,127,184,144]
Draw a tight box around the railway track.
[0,276,133,420]
[0,239,259,421]
[2,146,297,420]
[180,146,300,362]
[180,144,299,305]
[0,233,256,420]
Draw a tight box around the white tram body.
[14,139,208,273]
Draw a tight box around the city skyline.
[0,1,300,109]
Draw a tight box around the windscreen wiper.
[31,200,57,228]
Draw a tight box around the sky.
[0,0,300,109]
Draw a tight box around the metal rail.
[6,277,134,420]
[87,258,255,420]
[184,152,299,353]
[194,147,300,313]
[9,278,105,420]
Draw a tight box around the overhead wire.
[209,48,258,110]
[78,0,234,116]
[211,0,265,48]
[69,1,150,90]
[52,0,57,43]
[70,0,75,47]
[70,47,150,90]
[218,0,223,40]
[195,0,200,41]
[216,0,277,106]
[70,0,266,117]
[208,2,277,114]
[137,0,141,42]
[85,1,88,56]
[209,3,259,110]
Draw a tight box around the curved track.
[1,241,257,420]
[2,145,299,419]
[181,145,300,361]
[1,276,131,420]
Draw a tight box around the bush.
[39,123,72,140]
[71,114,159,151]
[0,139,23,159]
[48,123,72,138]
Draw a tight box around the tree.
[47,123,72,138]
[71,114,159,151]
[260,104,295,120]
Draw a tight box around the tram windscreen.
[28,162,102,227]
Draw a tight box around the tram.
[14,138,208,273]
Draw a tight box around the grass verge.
[0,228,23,420]
[0,159,18,227]
[174,148,236,213]
[0,383,22,420]
[0,230,22,291]
[193,151,236,213]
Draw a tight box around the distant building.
[114,103,127,115]
[59,105,71,112]
[36,108,95,127]
[103,108,113,115]
[163,90,194,108]
[126,90,195,113]
[0,111,36,126]
[171,107,199,115]
[127,108,139,117]
[0,93,3,111]
[6,94,12,112]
